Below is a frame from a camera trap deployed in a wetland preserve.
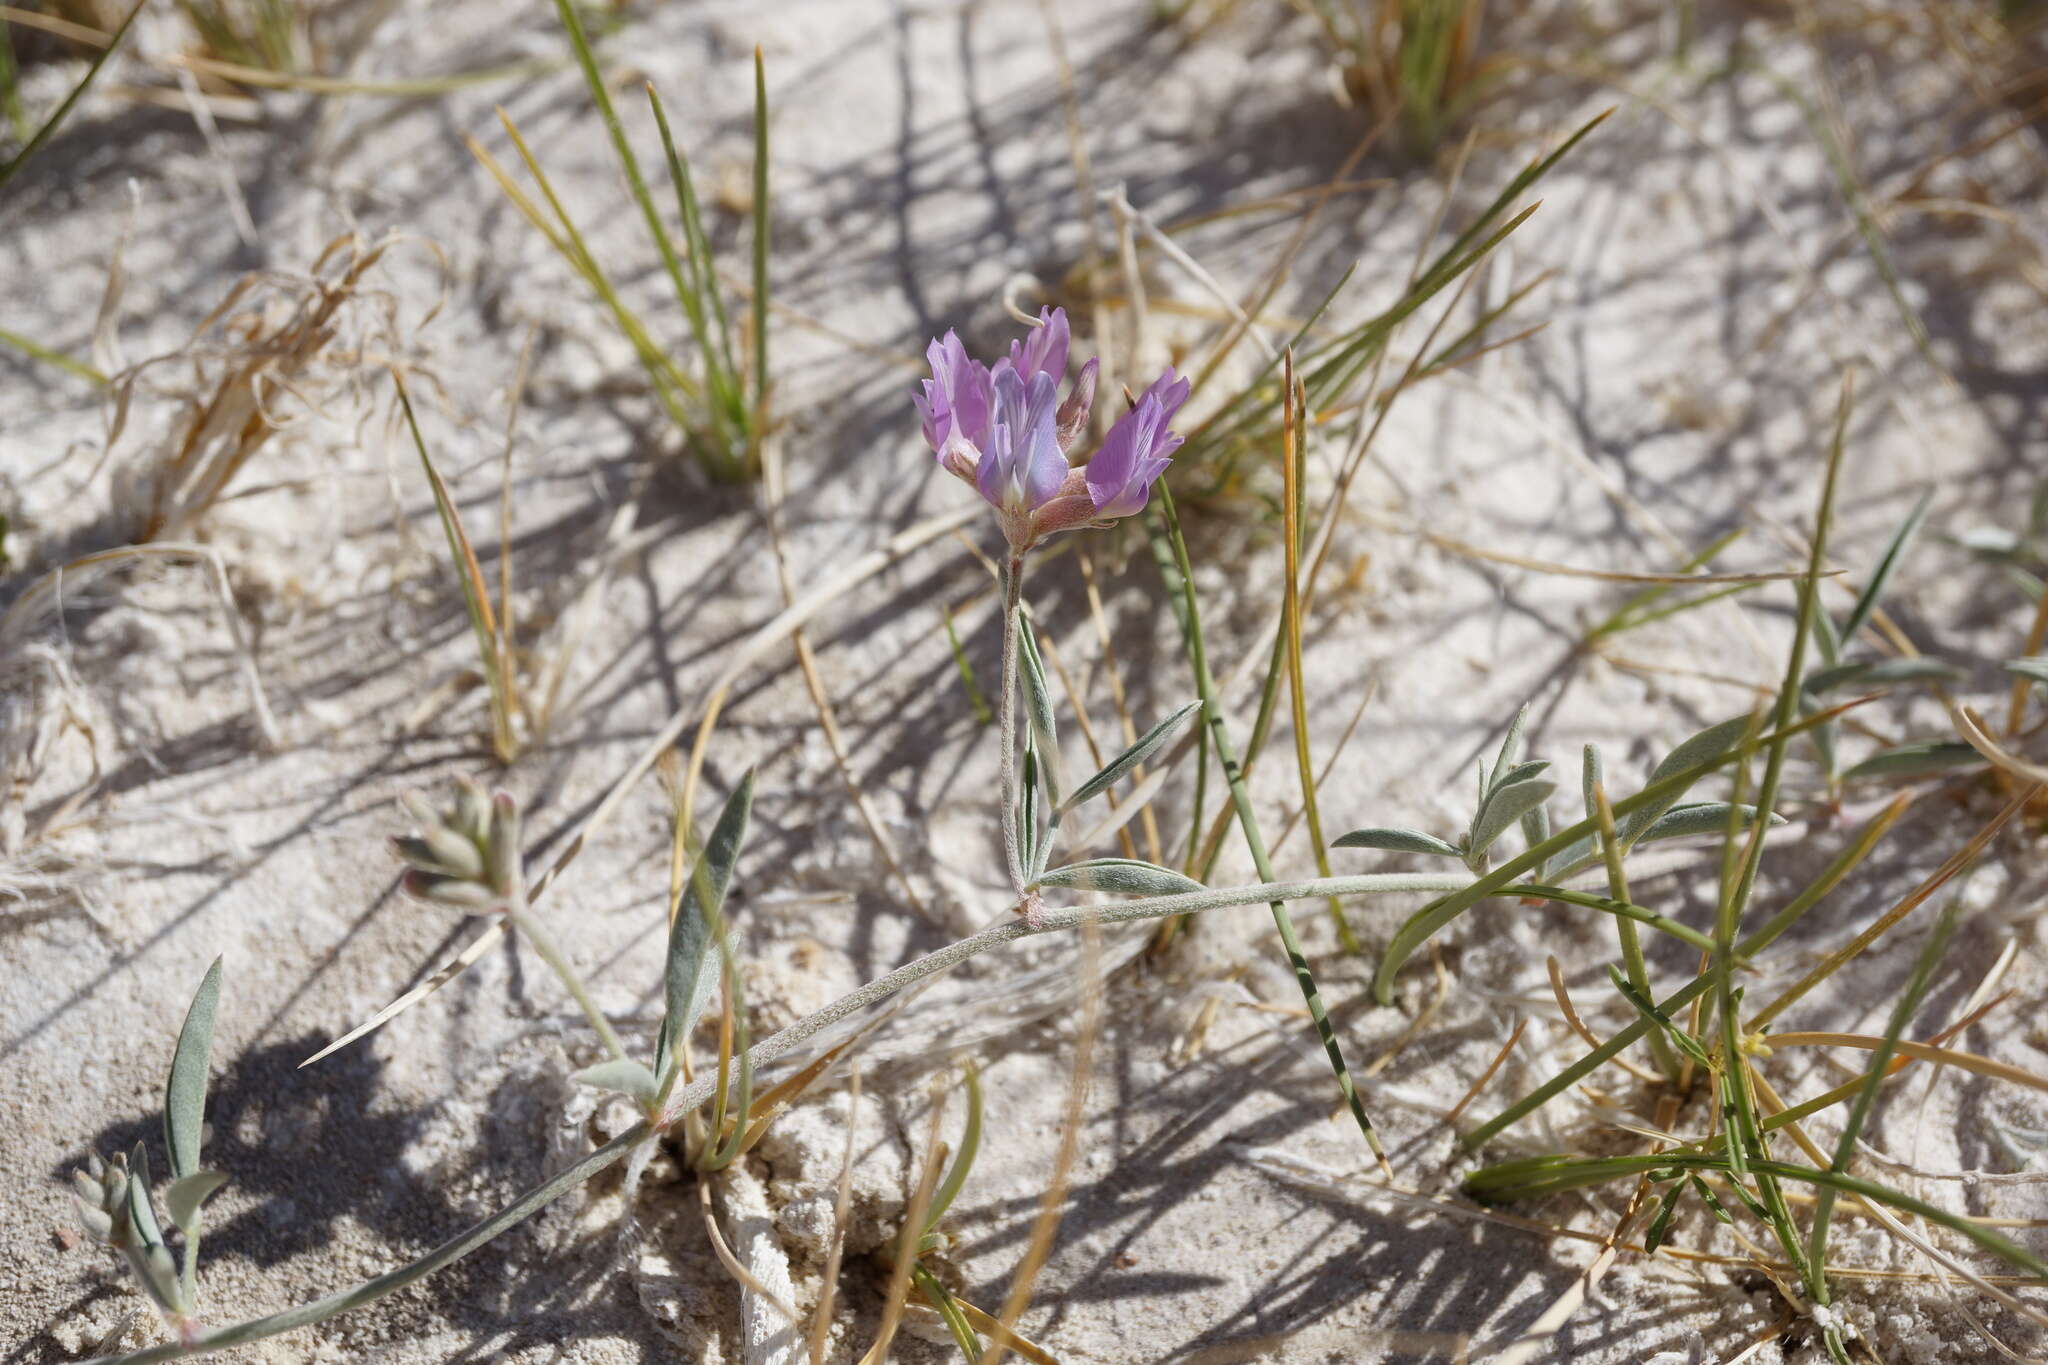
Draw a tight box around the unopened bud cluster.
[71,1150,184,1314]
[394,778,523,909]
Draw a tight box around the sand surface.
[5,1,2048,1361]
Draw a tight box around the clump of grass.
[1309,0,1494,156]
[174,0,302,76]
[390,364,632,766]
[103,231,428,545]
[470,1,770,483]
[1339,381,2048,1360]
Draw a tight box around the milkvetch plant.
[918,306,1198,912]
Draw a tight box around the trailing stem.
[998,553,1027,894]
[86,870,1475,1365]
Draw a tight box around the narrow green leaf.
[0,0,145,191]
[164,958,224,1183]
[2005,658,2048,687]
[1840,742,1985,782]
[1634,801,1783,844]
[1333,827,1465,858]
[749,46,771,436]
[1616,716,1750,846]
[1837,489,1931,647]
[1605,965,1710,1066]
[1487,707,1529,800]
[125,1142,165,1251]
[1061,701,1199,813]
[1807,902,1959,1275]
[1034,858,1206,896]
[923,1064,982,1235]
[1493,759,1552,790]
[1020,741,1042,877]
[164,1170,229,1233]
[655,771,754,1085]
[1690,1174,1734,1224]
[1644,1182,1684,1252]
[1015,611,1060,806]
[1804,656,1957,694]
[1468,779,1556,859]
[1520,800,1551,882]
[573,1059,661,1103]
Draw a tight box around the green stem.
[1593,785,1677,1081]
[998,554,1027,894]
[911,1262,984,1358]
[506,902,627,1063]
[1462,792,1904,1148]
[0,0,144,191]
[177,1213,202,1317]
[1155,485,1385,1162]
[88,871,1473,1365]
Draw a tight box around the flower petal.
[1086,368,1187,519]
[1009,306,1070,384]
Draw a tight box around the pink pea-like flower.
[915,306,1182,549]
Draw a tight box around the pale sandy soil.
[5,1,2048,1362]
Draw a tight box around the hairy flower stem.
[507,893,627,1063]
[177,1214,204,1323]
[997,553,1027,894]
[87,872,1471,1365]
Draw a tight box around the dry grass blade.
[858,1104,950,1365]
[1745,782,2035,1033]
[394,372,517,763]
[762,437,930,921]
[805,1068,859,1365]
[1762,1033,2048,1096]
[1446,1019,1527,1126]
[1411,527,1839,585]
[976,917,1102,1365]
[0,543,277,749]
[696,1181,796,1325]
[1279,357,1355,953]
[1955,705,2048,786]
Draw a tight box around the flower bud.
[1056,357,1098,454]
[487,792,522,897]
[453,777,490,842]
[400,869,503,910]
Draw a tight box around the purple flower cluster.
[915,307,1187,549]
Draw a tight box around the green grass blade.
[395,375,516,762]
[749,46,770,439]
[1462,794,1908,1147]
[0,326,108,387]
[1373,704,1841,1006]
[1155,484,1387,1164]
[1835,489,1931,649]
[1464,1151,2048,1281]
[1805,902,1958,1283]
[0,0,144,192]
[923,1064,983,1234]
